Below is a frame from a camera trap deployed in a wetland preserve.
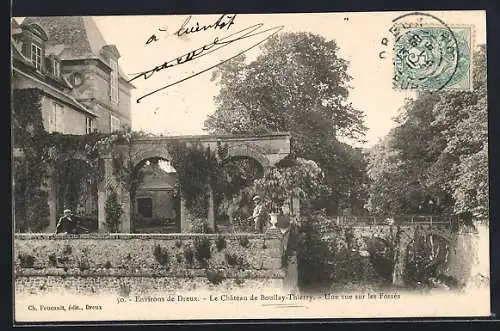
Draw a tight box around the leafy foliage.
[153,244,170,268]
[105,190,123,232]
[254,157,328,212]
[215,236,227,251]
[13,89,51,231]
[18,253,36,268]
[366,45,488,219]
[238,237,251,248]
[225,252,245,267]
[206,32,368,215]
[206,269,225,285]
[194,237,212,265]
[183,245,195,265]
[296,215,333,289]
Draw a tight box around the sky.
[17,11,486,147]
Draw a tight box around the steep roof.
[11,18,22,34]
[11,26,98,118]
[22,16,130,82]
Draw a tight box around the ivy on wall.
[166,140,219,218]
[13,89,111,231]
[13,89,257,231]
[105,190,123,233]
[13,89,50,231]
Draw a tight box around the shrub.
[118,283,131,297]
[194,237,212,265]
[175,240,183,248]
[176,253,183,263]
[216,235,227,251]
[234,277,245,286]
[191,218,215,233]
[225,252,238,266]
[153,244,170,268]
[105,190,123,233]
[184,246,195,265]
[104,261,112,269]
[296,216,333,290]
[18,253,35,268]
[58,256,69,265]
[239,237,251,248]
[206,269,225,285]
[48,253,57,267]
[77,258,90,272]
[62,244,72,255]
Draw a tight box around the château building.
[12,16,134,135]
[12,16,135,232]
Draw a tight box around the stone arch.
[365,236,395,282]
[128,154,180,233]
[226,145,270,169]
[129,144,174,169]
[57,152,92,167]
[53,157,99,230]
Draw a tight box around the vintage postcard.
[11,10,489,323]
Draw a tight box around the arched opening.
[130,157,180,233]
[55,158,98,232]
[214,155,265,232]
[365,237,395,283]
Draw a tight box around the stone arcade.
[38,132,293,233]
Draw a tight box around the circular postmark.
[391,12,470,91]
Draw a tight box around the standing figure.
[55,209,77,234]
[249,195,267,233]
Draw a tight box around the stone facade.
[11,20,99,136]
[13,16,134,135]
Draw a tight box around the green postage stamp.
[393,25,473,91]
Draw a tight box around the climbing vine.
[166,140,220,218]
[13,89,50,231]
[105,190,123,233]
[13,89,251,230]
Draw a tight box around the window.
[30,43,42,70]
[53,59,60,77]
[137,198,153,218]
[110,114,120,132]
[86,117,94,134]
[47,103,56,132]
[109,59,119,104]
[53,102,64,133]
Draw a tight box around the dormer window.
[30,43,42,70]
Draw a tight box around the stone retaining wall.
[14,232,286,296]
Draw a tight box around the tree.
[254,158,328,213]
[205,32,368,213]
[434,44,488,218]
[366,45,487,218]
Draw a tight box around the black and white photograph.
[11,11,489,322]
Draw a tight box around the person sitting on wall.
[55,209,78,234]
[248,195,267,233]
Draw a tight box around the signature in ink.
[175,14,237,37]
[128,23,284,103]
